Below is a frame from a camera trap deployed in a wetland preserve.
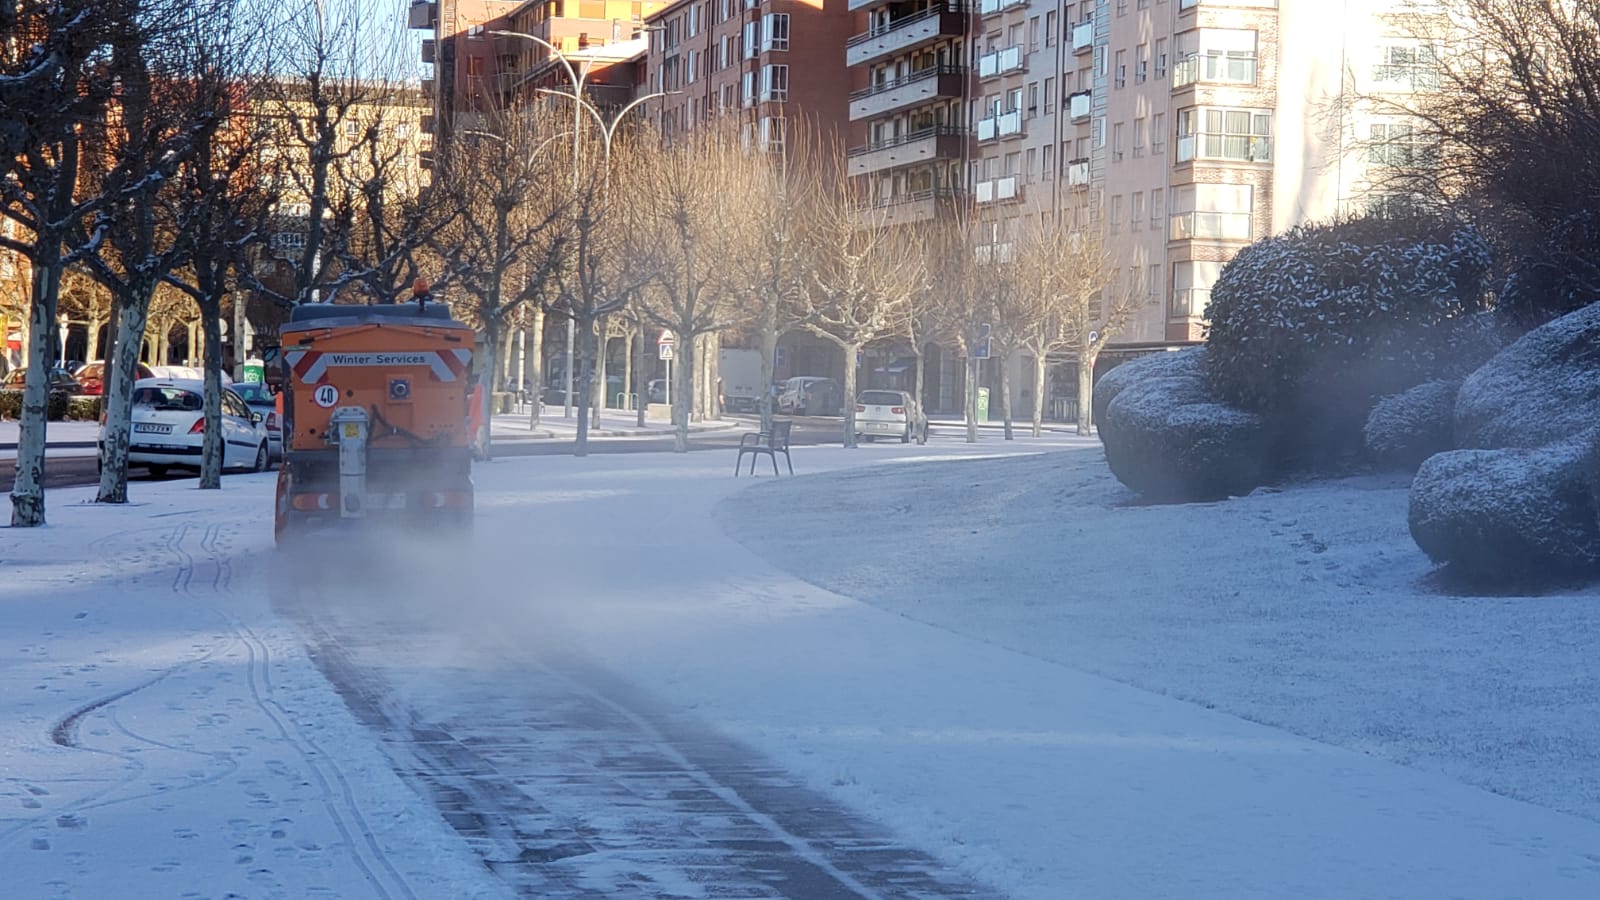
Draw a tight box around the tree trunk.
[913,347,925,413]
[1000,349,1015,441]
[9,259,62,526]
[633,316,647,427]
[87,314,103,361]
[965,355,979,444]
[672,329,692,453]
[478,317,499,460]
[1031,351,1047,438]
[591,321,606,429]
[98,283,158,504]
[515,322,527,393]
[527,305,545,428]
[1076,348,1098,436]
[198,302,226,490]
[622,329,633,412]
[501,326,515,389]
[573,318,595,456]
[842,343,859,448]
[758,329,777,434]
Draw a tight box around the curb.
[0,440,98,452]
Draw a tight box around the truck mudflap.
[274,454,473,547]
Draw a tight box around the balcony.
[977,109,1023,141]
[847,125,969,176]
[1066,158,1090,187]
[420,38,435,64]
[1071,20,1093,53]
[848,0,894,11]
[1172,52,1258,88]
[860,188,966,226]
[1170,210,1252,242]
[1176,132,1273,163]
[407,0,436,29]
[846,5,969,68]
[1068,90,1090,121]
[974,175,1020,204]
[978,0,1027,14]
[977,46,1024,79]
[849,65,967,121]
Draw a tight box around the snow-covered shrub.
[1090,346,1206,428]
[1364,379,1459,471]
[1204,216,1493,470]
[1456,300,1600,450]
[1100,352,1269,503]
[1499,210,1600,329]
[1409,433,1600,582]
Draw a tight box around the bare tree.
[0,0,115,524]
[631,124,750,452]
[796,152,921,448]
[161,23,275,489]
[1008,208,1122,437]
[430,106,569,458]
[919,218,993,444]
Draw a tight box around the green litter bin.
[976,387,990,423]
[243,358,264,383]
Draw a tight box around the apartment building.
[410,0,666,142]
[642,0,855,152]
[973,0,1446,350]
[846,0,974,226]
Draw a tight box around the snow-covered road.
[3,435,1599,898]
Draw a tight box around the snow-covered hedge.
[1455,300,1600,451]
[1364,379,1459,471]
[1099,348,1269,502]
[1409,433,1600,582]
[1499,209,1600,328]
[1204,216,1492,469]
[1091,347,1206,427]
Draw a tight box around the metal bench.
[734,419,793,477]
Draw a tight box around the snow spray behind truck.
[272,300,475,544]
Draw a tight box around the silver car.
[854,389,927,443]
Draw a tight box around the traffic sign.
[657,330,675,361]
[973,323,992,360]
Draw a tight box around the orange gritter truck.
[272,300,476,544]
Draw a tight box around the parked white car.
[100,378,271,477]
[854,389,927,444]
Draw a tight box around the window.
[1112,122,1124,160]
[760,64,789,102]
[344,119,362,137]
[1373,42,1440,91]
[1133,117,1146,157]
[1025,147,1036,181]
[1150,188,1163,226]
[1152,112,1166,153]
[1136,44,1148,83]
[1027,82,1039,118]
[1155,38,1168,77]
[759,116,785,153]
[1091,116,1105,149]
[1110,195,1124,233]
[1114,50,1126,88]
[1177,107,1271,161]
[1171,183,1254,241]
[761,13,789,52]
[1368,119,1437,168]
[1044,76,1055,114]
[1172,260,1222,318]
[1131,192,1145,230]
[686,3,698,37]
[1042,143,1054,180]
[1029,16,1041,52]
[394,122,412,138]
[685,49,697,83]
[1149,264,1161,303]
[743,21,759,59]
[741,70,756,107]
[1173,29,1258,86]
[1045,11,1057,46]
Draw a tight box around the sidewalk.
[0,410,743,459]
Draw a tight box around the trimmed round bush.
[1456,300,1600,451]
[1364,379,1458,471]
[1091,346,1207,427]
[1408,434,1600,582]
[1204,215,1492,470]
[1100,353,1270,503]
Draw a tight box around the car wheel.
[253,442,269,473]
[148,464,170,478]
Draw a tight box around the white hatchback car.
[101,378,271,476]
[854,389,928,444]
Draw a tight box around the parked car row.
[99,377,274,477]
[1,360,183,397]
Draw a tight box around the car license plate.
[342,422,360,439]
[134,423,172,434]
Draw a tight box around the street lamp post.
[488,29,669,421]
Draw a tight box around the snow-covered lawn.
[3,435,1599,898]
